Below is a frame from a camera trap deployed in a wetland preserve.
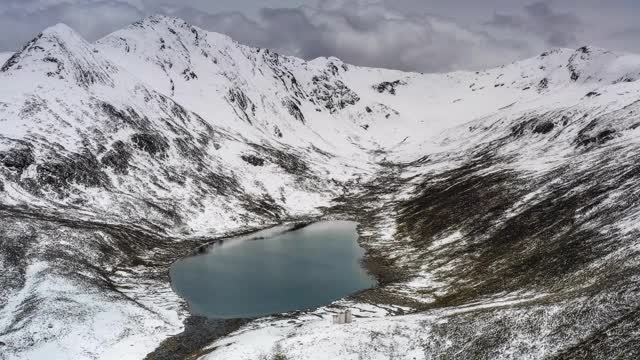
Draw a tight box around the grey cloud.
[487,1,581,47]
[1,0,639,72]
[174,7,333,61]
[524,1,581,46]
[603,27,640,53]
[487,13,524,28]
[547,31,576,47]
[176,2,530,72]
[0,0,568,72]
[0,1,143,51]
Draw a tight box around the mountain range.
[1,15,640,360]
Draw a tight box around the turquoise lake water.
[170,221,376,318]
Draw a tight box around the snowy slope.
[2,15,640,360]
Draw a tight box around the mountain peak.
[126,14,204,37]
[110,13,236,47]
[41,23,78,39]
[0,22,116,87]
[95,14,242,94]
[137,14,190,27]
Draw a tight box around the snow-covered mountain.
[2,15,640,360]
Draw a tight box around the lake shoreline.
[170,220,375,319]
[146,215,389,360]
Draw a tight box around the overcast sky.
[1,0,639,72]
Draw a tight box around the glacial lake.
[170,221,376,319]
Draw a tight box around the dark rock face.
[539,48,562,58]
[182,68,197,80]
[570,69,580,81]
[575,119,619,147]
[43,57,64,78]
[250,144,309,176]
[310,73,360,113]
[198,171,240,197]
[0,146,35,174]
[101,103,151,130]
[373,80,406,95]
[241,154,265,167]
[283,98,305,124]
[511,118,541,137]
[131,133,169,158]
[0,219,38,297]
[577,129,618,147]
[538,78,549,92]
[173,137,206,167]
[227,88,256,123]
[577,46,591,54]
[273,126,283,138]
[261,50,306,101]
[327,62,340,76]
[100,141,132,175]
[35,150,110,191]
[567,47,591,82]
[533,121,555,134]
[239,193,286,220]
[227,88,250,111]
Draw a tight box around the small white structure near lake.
[332,310,353,324]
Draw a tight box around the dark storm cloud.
[0,0,639,72]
